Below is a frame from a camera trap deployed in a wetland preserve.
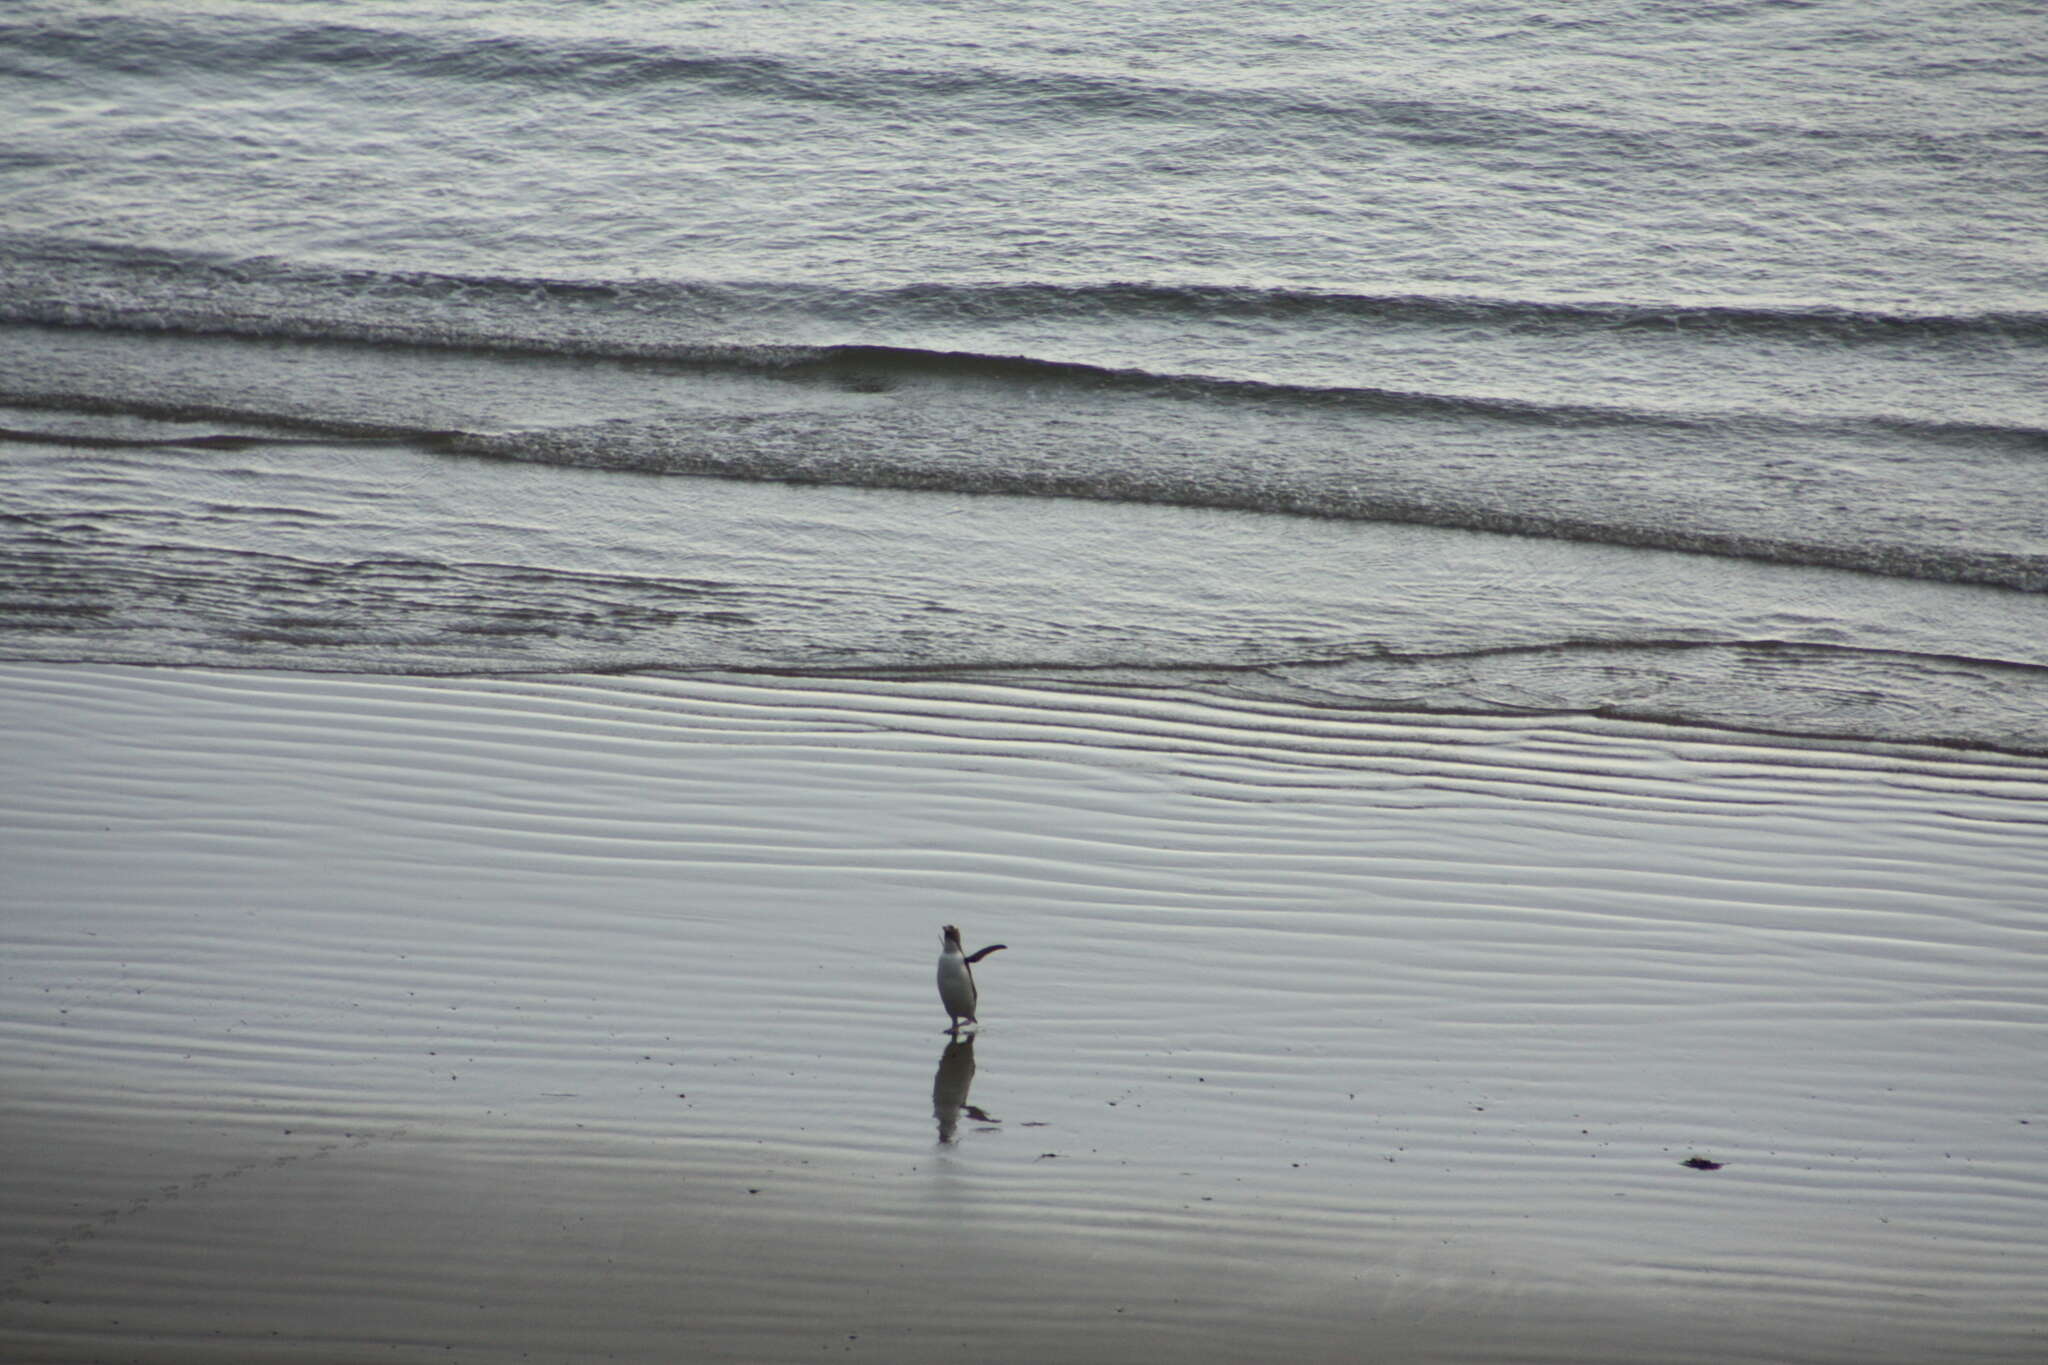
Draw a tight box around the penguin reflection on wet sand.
[936,924,1006,1033]
[933,1034,997,1144]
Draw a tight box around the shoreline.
[4,662,2044,1363]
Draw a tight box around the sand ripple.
[2,664,2044,1363]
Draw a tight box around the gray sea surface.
[3,0,2046,741]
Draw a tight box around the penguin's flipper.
[965,944,1008,965]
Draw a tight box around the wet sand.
[3,663,2044,1363]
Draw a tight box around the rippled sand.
[3,664,2043,1363]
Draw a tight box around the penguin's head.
[941,924,963,950]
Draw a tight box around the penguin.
[937,924,1006,1033]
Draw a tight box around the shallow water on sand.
[2,664,2043,1363]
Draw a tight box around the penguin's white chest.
[937,952,977,1022]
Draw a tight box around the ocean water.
[3,0,2045,749]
